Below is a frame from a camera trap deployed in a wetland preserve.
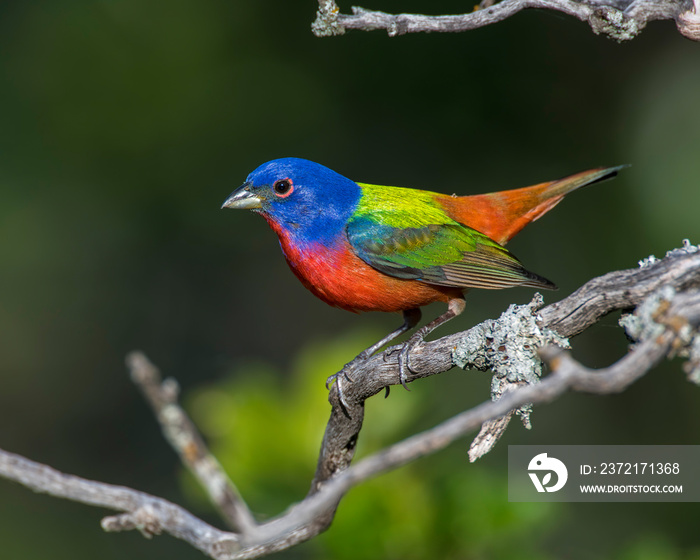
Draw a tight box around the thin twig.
[0,448,240,558]
[313,0,699,41]
[126,352,257,534]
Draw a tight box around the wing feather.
[346,217,555,291]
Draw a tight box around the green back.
[348,183,555,290]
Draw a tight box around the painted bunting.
[222,158,622,395]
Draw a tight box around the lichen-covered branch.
[1,242,699,559]
[312,0,700,41]
[312,242,700,492]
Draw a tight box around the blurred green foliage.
[0,0,699,559]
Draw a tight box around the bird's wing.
[346,216,556,290]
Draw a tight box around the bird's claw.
[397,336,422,390]
[325,368,352,390]
[326,369,352,414]
[325,348,373,390]
[383,345,401,358]
[326,336,421,409]
[326,351,372,414]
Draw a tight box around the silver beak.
[221,183,262,210]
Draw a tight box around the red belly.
[271,223,460,313]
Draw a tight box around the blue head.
[222,158,362,247]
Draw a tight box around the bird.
[222,157,623,401]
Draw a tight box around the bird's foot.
[382,344,402,360]
[325,349,373,389]
[325,367,353,391]
[397,334,423,390]
[325,350,373,413]
[325,369,352,414]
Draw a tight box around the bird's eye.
[273,178,294,197]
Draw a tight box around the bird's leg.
[397,296,466,389]
[326,308,422,408]
[353,308,423,367]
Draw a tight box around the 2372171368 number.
[599,462,680,475]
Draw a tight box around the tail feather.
[437,165,626,245]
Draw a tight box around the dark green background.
[1,1,699,559]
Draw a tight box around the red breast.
[265,215,460,313]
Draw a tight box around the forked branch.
[1,242,699,559]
